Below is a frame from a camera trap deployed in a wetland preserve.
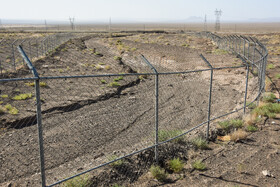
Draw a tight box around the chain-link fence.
[0,31,267,186]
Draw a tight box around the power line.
[215,9,222,31]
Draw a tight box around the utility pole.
[0,19,3,30]
[215,9,222,32]
[109,17,112,36]
[204,14,207,32]
[44,20,47,31]
[69,17,75,30]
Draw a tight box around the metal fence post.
[242,37,246,57]
[244,64,249,114]
[238,55,250,115]
[11,40,17,71]
[36,39,39,58]
[140,55,159,164]
[0,58,2,75]
[247,40,250,60]
[17,45,46,187]
[35,78,46,187]
[200,54,213,140]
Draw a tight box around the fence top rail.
[17,45,39,78]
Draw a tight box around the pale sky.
[1,0,280,22]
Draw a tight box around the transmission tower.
[215,9,222,31]
[69,17,75,30]
[204,14,207,31]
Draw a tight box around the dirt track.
[0,33,256,186]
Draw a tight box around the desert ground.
[0,23,279,187]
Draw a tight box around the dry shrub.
[230,129,248,142]
[243,113,260,126]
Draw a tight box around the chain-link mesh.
[0,31,268,186]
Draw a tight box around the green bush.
[246,125,258,132]
[4,104,18,115]
[253,103,280,118]
[231,119,243,128]
[218,119,243,133]
[192,160,206,171]
[218,120,232,133]
[12,93,32,100]
[150,165,167,181]
[262,92,276,103]
[192,137,209,150]
[168,158,184,173]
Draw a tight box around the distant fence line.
[0,33,78,75]
[0,31,268,187]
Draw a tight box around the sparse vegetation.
[247,102,257,109]
[181,43,189,47]
[191,137,209,150]
[130,47,137,52]
[1,95,8,98]
[95,65,103,70]
[12,93,32,100]
[112,184,124,187]
[139,74,148,80]
[108,81,121,87]
[61,174,92,187]
[114,56,122,61]
[25,82,47,87]
[230,129,248,142]
[168,158,184,173]
[218,119,243,133]
[246,125,258,132]
[4,104,19,115]
[157,129,184,143]
[267,64,275,69]
[262,92,276,103]
[253,103,280,118]
[100,80,107,84]
[114,76,124,82]
[212,49,228,55]
[94,52,103,56]
[275,73,280,79]
[192,160,206,171]
[105,65,111,70]
[150,165,167,181]
[108,155,125,167]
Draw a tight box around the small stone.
[262,170,273,177]
[271,121,276,124]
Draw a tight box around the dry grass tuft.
[230,129,248,142]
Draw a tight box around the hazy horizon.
[1,0,280,24]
